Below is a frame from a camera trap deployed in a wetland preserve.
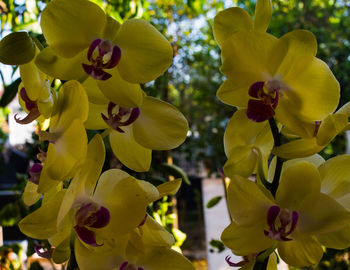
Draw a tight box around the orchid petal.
[213,7,253,48]
[109,126,151,172]
[227,175,273,225]
[221,221,273,256]
[277,235,323,267]
[133,96,188,150]
[35,47,87,81]
[115,19,173,84]
[254,0,272,32]
[41,0,106,57]
[97,68,143,108]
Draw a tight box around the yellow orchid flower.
[213,0,272,48]
[214,3,340,130]
[15,48,56,124]
[223,109,273,178]
[222,162,350,267]
[84,81,188,172]
[36,0,173,108]
[75,215,195,270]
[272,102,350,159]
[267,155,350,250]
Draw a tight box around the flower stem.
[253,256,269,270]
[268,118,284,197]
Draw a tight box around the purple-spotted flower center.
[101,102,140,133]
[74,202,110,247]
[120,261,144,270]
[14,88,41,124]
[82,39,122,80]
[264,205,298,241]
[246,81,280,122]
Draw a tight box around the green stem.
[268,118,284,197]
[253,256,269,270]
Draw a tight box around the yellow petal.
[133,96,188,150]
[84,134,106,196]
[83,77,109,105]
[254,0,272,32]
[316,113,347,146]
[227,175,273,225]
[51,80,89,129]
[317,225,350,249]
[299,193,350,235]
[37,167,60,194]
[224,145,259,178]
[275,105,317,139]
[97,68,143,108]
[110,126,152,172]
[216,78,250,107]
[272,138,323,159]
[221,221,273,256]
[318,155,350,201]
[41,0,106,57]
[45,120,87,180]
[276,162,321,209]
[156,179,182,200]
[282,57,340,121]
[274,30,317,76]
[93,169,159,237]
[224,109,272,156]
[213,7,253,48]
[137,216,175,247]
[35,47,87,81]
[19,50,48,101]
[137,247,194,270]
[22,181,41,206]
[278,235,323,267]
[19,190,65,239]
[115,19,173,83]
[102,16,121,41]
[85,102,108,130]
[75,236,128,270]
[221,31,278,79]
[268,154,325,183]
[57,134,105,226]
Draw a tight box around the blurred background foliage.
[1,0,350,269]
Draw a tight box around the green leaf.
[209,239,225,253]
[206,196,222,208]
[157,163,191,185]
[0,31,36,65]
[0,78,21,107]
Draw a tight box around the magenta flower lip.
[74,202,110,246]
[15,88,41,124]
[246,81,279,122]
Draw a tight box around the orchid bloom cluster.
[213,0,350,269]
[0,0,195,269]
